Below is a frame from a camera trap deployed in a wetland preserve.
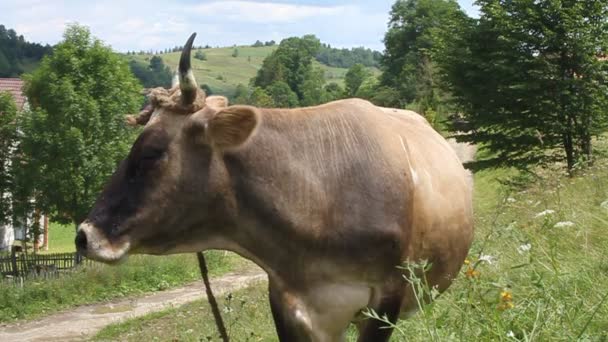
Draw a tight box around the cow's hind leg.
[268,280,312,342]
[356,289,404,342]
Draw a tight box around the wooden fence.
[0,251,92,279]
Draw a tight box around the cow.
[75,33,473,342]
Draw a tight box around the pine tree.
[440,0,608,171]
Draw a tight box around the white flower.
[601,200,608,210]
[553,221,574,228]
[517,243,531,254]
[535,209,555,218]
[478,254,495,265]
[507,330,515,338]
[506,197,516,203]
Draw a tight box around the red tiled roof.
[0,78,26,111]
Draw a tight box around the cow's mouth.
[75,221,131,264]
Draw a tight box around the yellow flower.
[497,290,514,310]
[465,266,480,278]
[464,259,471,265]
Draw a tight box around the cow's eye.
[136,149,164,176]
[141,148,164,162]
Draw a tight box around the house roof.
[0,78,26,111]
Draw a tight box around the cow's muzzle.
[75,221,130,263]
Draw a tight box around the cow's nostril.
[75,230,88,252]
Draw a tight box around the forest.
[0,25,51,77]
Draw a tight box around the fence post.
[75,252,83,265]
[20,253,26,276]
[10,248,19,277]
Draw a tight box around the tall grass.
[381,162,608,340]
[0,251,239,322]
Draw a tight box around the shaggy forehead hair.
[126,86,207,126]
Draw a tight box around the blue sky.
[0,0,478,52]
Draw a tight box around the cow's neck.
[218,150,305,283]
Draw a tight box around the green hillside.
[126,45,376,97]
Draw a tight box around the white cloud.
[5,0,482,53]
[192,1,348,23]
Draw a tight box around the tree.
[0,51,11,75]
[300,68,329,106]
[344,64,369,96]
[324,82,345,102]
[0,25,52,77]
[232,48,239,58]
[441,0,608,171]
[253,35,321,100]
[381,0,470,108]
[0,92,18,226]
[194,49,207,61]
[149,56,164,73]
[355,76,402,107]
[0,92,43,247]
[233,83,250,104]
[21,24,142,229]
[267,81,299,108]
[249,87,274,107]
[252,40,264,47]
[128,56,172,88]
[315,45,382,68]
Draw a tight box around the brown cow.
[76,33,473,341]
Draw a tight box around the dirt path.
[448,137,477,164]
[448,137,477,186]
[0,267,266,342]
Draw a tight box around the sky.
[0,0,478,53]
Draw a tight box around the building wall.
[0,224,14,251]
[0,213,46,252]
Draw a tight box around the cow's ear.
[207,106,260,149]
[205,95,229,109]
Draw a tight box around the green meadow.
[127,45,376,97]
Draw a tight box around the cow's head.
[75,33,260,263]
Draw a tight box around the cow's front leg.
[356,287,404,342]
[268,279,313,342]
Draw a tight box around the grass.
[94,151,608,341]
[40,221,76,253]
[0,251,243,323]
[128,46,379,97]
[386,162,608,340]
[94,282,276,342]
[130,46,275,96]
[8,221,75,254]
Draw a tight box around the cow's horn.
[179,32,198,105]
